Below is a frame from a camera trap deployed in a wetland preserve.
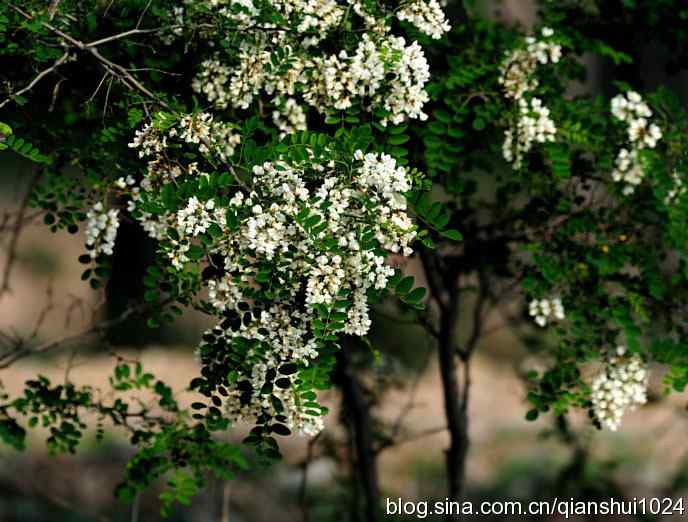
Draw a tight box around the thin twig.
[87,72,109,104]
[136,0,153,30]
[0,210,42,233]
[0,51,70,110]
[86,27,164,48]
[49,77,66,112]
[131,492,140,522]
[4,2,170,109]
[0,300,164,369]
[380,335,435,451]
[378,426,447,452]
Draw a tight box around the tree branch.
[0,51,71,110]
[4,2,170,109]
[0,300,161,369]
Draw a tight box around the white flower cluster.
[85,202,120,259]
[272,97,308,138]
[170,197,226,270]
[191,58,232,109]
[126,113,241,243]
[197,155,415,433]
[304,35,431,126]
[397,0,451,40]
[160,6,185,44]
[174,112,241,162]
[191,0,446,128]
[610,149,642,195]
[502,97,556,168]
[210,0,259,29]
[291,0,345,40]
[528,297,564,327]
[348,0,388,35]
[664,170,686,204]
[610,91,662,195]
[590,347,648,431]
[499,27,561,100]
[129,112,239,166]
[128,122,417,434]
[114,175,136,190]
[215,0,345,41]
[128,114,239,172]
[499,27,561,168]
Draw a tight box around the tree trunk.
[437,298,470,521]
[420,248,472,520]
[336,344,380,522]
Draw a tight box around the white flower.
[664,170,686,204]
[397,0,451,40]
[590,351,648,431]
[273,97,308,137]
[503,97,557,168]
[528,297,565,327]
[609,91,662,194]
[85,202,120,259]
[499,30,560,168]
[499,31,562,100]
[165,152,415,435]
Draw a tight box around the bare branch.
[85,27,166,48]
[0,300,160,369]
[0,210,42,233]
[136,0,154,30]
[0,51,71,110]
[4,2,171,109]
[378,426,447,453]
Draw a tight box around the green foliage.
[3,0,688,515]
[406,2,688,432]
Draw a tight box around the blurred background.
[3,0,688,521]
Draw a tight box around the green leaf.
[441,229,462,241]
[406,287,426,303]
[396,276,414,294]
[187,245,205,260]
[525,409,539,421]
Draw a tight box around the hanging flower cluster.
[665,170,686,204]
[499,27,561,168]
[70,0,449,443]
[85,202,120,260]
[189,0,448,127]
[610,91,663,195]
[524,288,648,434]
[272,97,308,138]
[397,0,452,40]
[502,97,556,168]
[528,297,565,327]
[590,346,648,431]
[198,151,416,434]
[124,113,418,436]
